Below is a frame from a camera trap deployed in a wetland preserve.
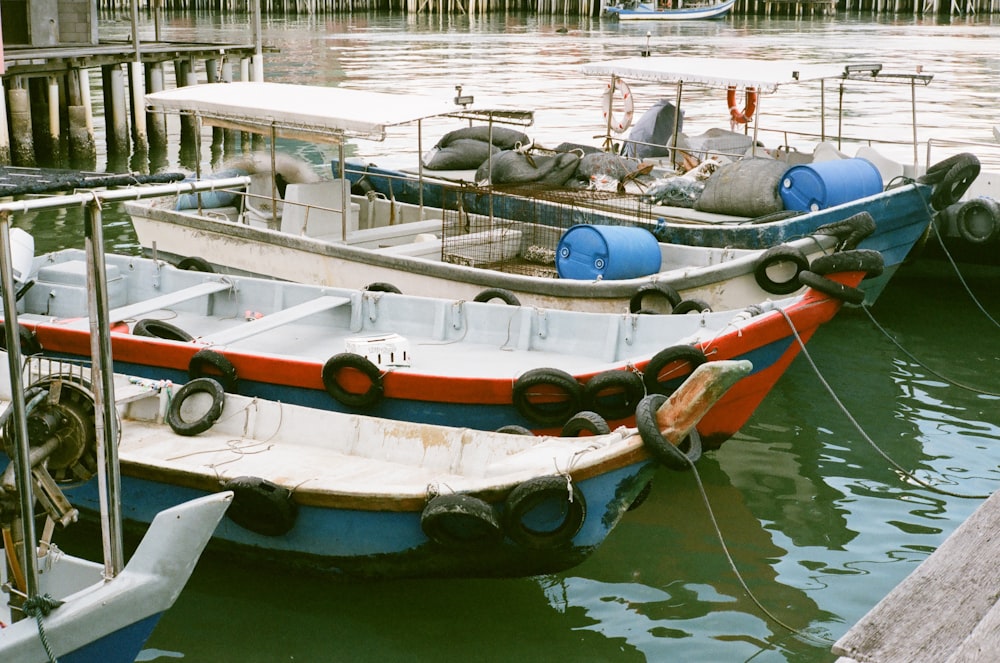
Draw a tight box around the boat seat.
[65,281,235,329]
[346,218,446,248]
[198,295,352,346]
[856,145,905,183]
[812,141,850,162]
[241,173,283,227]
[372,236,443,258]
[281,180,360,240]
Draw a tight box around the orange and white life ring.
[602,78,634,134]
[726,85,758,124]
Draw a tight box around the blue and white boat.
[20,354,749,579]
[603,0,736,20]
[124,81,950,308]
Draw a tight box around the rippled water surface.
[40,10,1000,663]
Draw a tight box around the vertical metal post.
[83,196,124,577]
[0,211,39,596]
[910,76,919,169]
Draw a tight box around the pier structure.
[96,0,1000,14]
[0,1,258,171]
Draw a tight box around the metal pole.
[83,196,125,577]
[0,211,39,596]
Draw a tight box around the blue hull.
[55,461,656,579]
[60,615,162,663]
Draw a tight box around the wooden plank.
[832,489,1000,662]
[198,295,350,346]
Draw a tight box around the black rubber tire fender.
[133,319,195,342]
[420,493,503,548]
[629,282,681,314]
[188,349,239,393]
[813,211,877,251]
[222,475,298,537]
[473,287,521,306]
[175,256,215,273]
[511,367,583,427]
[955,197,1000,245]
[671,299,712,315]
[503,475,586,549]
[0,322,42,355]
[753,245,809,295]
[495,424,534,435]
[809,249,885,280]
[642,345,707,396]
[918,153,972,185]
[364,282,402,294]
[582,369,645,421]
[798,270,866,306]
[635,393,703,470]
[927,153,981,211]
[166,377,226,436]
[321,353,384,409]
[560,410,611,437]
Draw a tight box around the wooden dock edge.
[832,488,1000,663]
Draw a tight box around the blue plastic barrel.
[779,158,883,212]
[556,224,662,281]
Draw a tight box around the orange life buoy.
[726,86,758,124]
[602,78,634,134]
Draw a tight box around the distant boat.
[603,0,736,20]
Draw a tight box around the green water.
[30,10,1000,662]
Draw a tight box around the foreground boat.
[603,0,736,20]
[14,247,880,447]
[0,493,231,662]
[17,354,749,578]
[0,180,232,661]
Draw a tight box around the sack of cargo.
[694,158,787,217]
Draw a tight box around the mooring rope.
[779,308,992,500]
[859,305,1000,397]
[926,220,1000,330]
[682,454,835,648]
[22,593,63,663]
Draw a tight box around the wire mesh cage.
[437,183,658,278]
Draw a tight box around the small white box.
[345,333,411,368]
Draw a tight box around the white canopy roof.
[145,82,533,143]
[581,57,857,95]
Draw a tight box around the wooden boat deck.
[832,489,1000,662]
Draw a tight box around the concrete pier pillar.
[146,62,168,171]
[175,58,200,170]
[130,60,149,159]
[0,79,12,166]
[8,84,35,167]
[47,75,64,167]
[102,64,130,163]
[66,64,96,168]
[220,58,239,158]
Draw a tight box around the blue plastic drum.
[779,158,883,212]
[556,225,662,281]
